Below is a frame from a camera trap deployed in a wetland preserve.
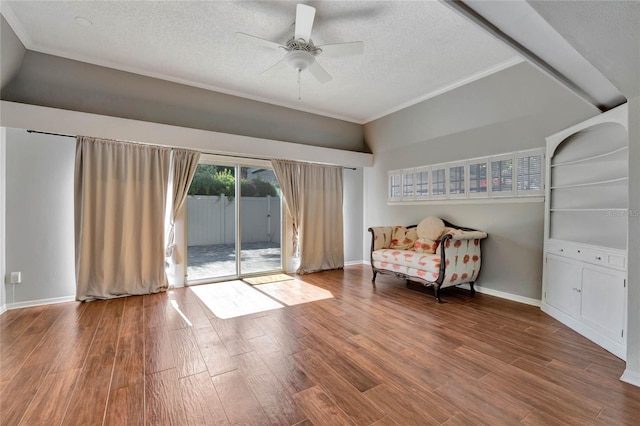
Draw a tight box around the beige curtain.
[165,148,200,265]
[272,159,344,273]
[272,160,302,255]
[75,137,171,301]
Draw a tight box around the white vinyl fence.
[187,195,281,246]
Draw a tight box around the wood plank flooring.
[1,264,639,425]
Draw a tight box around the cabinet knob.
[577,250,581,253]
[573,287,582,293]
[559,248,564,252]
[596,256,602,260]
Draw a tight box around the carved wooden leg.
[372,270,377,283]
[434,284,442,303]
[469,281,476,296]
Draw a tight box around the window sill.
[387,196,544,206]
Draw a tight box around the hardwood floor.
[1,264,639,425]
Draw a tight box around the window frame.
[447,160,467,199]
[467,157,490,199]
[414,166,430,200]
[490,153,515,198]
[430,163,448,200]
[387,170,402,202]
[516,148,544,197]
[401,168,415,200]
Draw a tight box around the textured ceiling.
[2,1,520,124]
[527,0,640,98]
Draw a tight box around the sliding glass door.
[186,163,237,281]
[239,167,281,275]
[185,157,282,283]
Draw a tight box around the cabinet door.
[581,267,626,344]
[545,255,582,318]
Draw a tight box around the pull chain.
[297,68,302,100]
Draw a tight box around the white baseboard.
[458,283,541,307]
[0,304,6,316]
[6,295,76,310]
[621,369,640,388]
[344,260,368,266]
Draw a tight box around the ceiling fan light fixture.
[285,50,315,71]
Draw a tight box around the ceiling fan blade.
[235,32,283,50]
[260,58,288,77]
[307,60,332,84]
[317,41,364,57]
[294,4,315,42]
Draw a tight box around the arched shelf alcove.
[542,103,629,360]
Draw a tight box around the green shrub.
[188,166,278,198]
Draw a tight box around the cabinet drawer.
[546,242,568,256]
[574,247,607,266]
[546,241,626,270]
[607,254,626,269]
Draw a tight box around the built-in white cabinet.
[542,104,628,360]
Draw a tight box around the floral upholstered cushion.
[390,226,418,250]
[372,260,441,283]
[413,238,439,254]
[372,249,441,273]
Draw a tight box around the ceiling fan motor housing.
[285,50,316,70]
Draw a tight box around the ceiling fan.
[235,3,364,87]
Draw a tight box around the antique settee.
[368,217,488,302]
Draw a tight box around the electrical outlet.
[10,272,21,284]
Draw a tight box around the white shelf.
[550,177,628,190]
[551,146,628,168]
[543,104,628,360]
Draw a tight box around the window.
[490,154,514,197]
[402,169,415,199]
[387,148,543,203]
[517,149,544,196]
[414,167,429,199]
[388,170,402,201]
[448,162,466,198]
[468,158,489,198]
[431,164,447,199]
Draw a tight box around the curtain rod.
[25,129,357,170]
[27,129,75,138]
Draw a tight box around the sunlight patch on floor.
[191,280,284,319]
[255,279,333,306]
[190,278,334,319]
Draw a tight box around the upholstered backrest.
[369,226,394,251]
[390,226,418,249]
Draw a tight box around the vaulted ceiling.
[1,1,638,125]
[2,1,519,124]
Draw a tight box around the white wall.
[5,128,76,305]
[343,167,364,264]
[0,128,7,313]
[362,62,598,301]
